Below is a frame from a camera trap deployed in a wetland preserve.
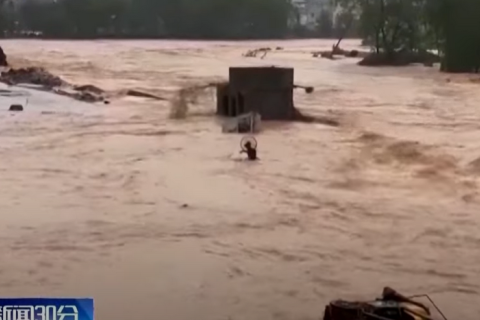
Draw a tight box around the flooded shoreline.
[0,39,479,320]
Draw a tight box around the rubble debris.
[0,64,168,104]
[0,67,108,103]
[312,47,368,60]
[1,67,65,88]
[243,47,272,59]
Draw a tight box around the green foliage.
[335,0,430,53]
[15,0,293,39]
[436,0,480,72]
[4,0,480,72]
[20,0,71,36]
[0,0,16,36]
[334,0,480,72]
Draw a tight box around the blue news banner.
[0,298,93,320]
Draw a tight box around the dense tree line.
[433,0,480,72]
[335,0,480,72]
[0,0,348,39]
[1,0,480,72]
[1,0,292,39]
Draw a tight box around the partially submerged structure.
[216,66,295,121]
[222,111,261,133]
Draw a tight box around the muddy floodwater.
[0,39,480,320]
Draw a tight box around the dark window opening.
[222,95,229,116]
[238,93,245,115]
[231,97,237,116]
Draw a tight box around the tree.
[18,0,294,39]
[334,0,480,72]
[20,0,72,37]
[0,0,16,36]
[426,0,480,72]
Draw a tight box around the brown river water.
[0,39,479,320]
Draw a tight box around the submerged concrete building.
[216,66,295,121]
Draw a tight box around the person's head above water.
[244,141,253,150]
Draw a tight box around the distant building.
[291,0,333,30]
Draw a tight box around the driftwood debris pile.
[0,45,167,103]
[312,43,440,67]
[312,46,367,60]
[0,66,166,103]
[243,47,283,59]
[358,50,441,67]
[0,67,105,102]
[1,67,66,88]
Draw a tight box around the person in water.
[241,141,257,160]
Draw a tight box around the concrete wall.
[229,67,293,91]
[245,90,294,120]
[216,67,294,120]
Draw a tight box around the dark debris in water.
[8,104,23,111]
[1,66,165,104]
